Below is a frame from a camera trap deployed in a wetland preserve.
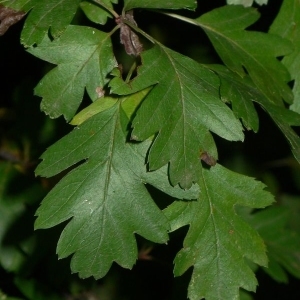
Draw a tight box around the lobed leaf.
[80,0,118,25]
[35,101,199,279]
[110,45,244,189]
[0,0,81,46]
[169,5,293,105]
[210,64,300,164]
[164,164,274,300]
[28,25,117,121]
[270,0,300,114]
[124,0,197,11]
[209,65,259,132]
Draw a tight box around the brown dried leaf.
[200,151,217,166]
[118,10,143,56]
[0,5,25,35]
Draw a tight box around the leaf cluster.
[1,0,300,299]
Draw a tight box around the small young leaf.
[0,0,81,46]
[110,45,244,189]
[70,87,151,125]
[28,25,117,121]
[164,164,274,300]
[124,0,197,11]
[70,96,117,126]
[270,0,300,114]
[80,0,117,25]
[35,102,198,279]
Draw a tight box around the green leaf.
[164,164,274,300]
[270,0,300,113]
[124,0,197,11]
[170,5,293,105]
[239,290,254,300]
[210,65,259,132]
[0,0,81,46]
[243,206,300,282]
[226,0,268,7]
[28,25,117,121]
[110,45,244,189]
[35,102,199,279]
[80,0,117,25]
[210,64,300,164]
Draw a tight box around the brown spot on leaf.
[0,5,26,35]
[95,86,105,98]
[200,151,217,166]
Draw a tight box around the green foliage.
[27,25,117,120]
[0,0,81,46]
[35,101,198,279]
[270,0,300,113]
[1,0,300,299]
[226,0,268,7]
[110,45,244,188]
[164,165,274,300]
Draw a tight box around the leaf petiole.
[125,61,137,83]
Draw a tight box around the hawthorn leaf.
[124,0,197,11]
[80,0,117,25]
[211,64,300,163]
[164,164,274,300]
[270,0,300,114]
[27,25,117,121]
[168,5,293,105]
[35,102,199,279]
[243,206,300,282]
[209,65,259,132]
[0,0,81,46]
[110,45,244,189]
